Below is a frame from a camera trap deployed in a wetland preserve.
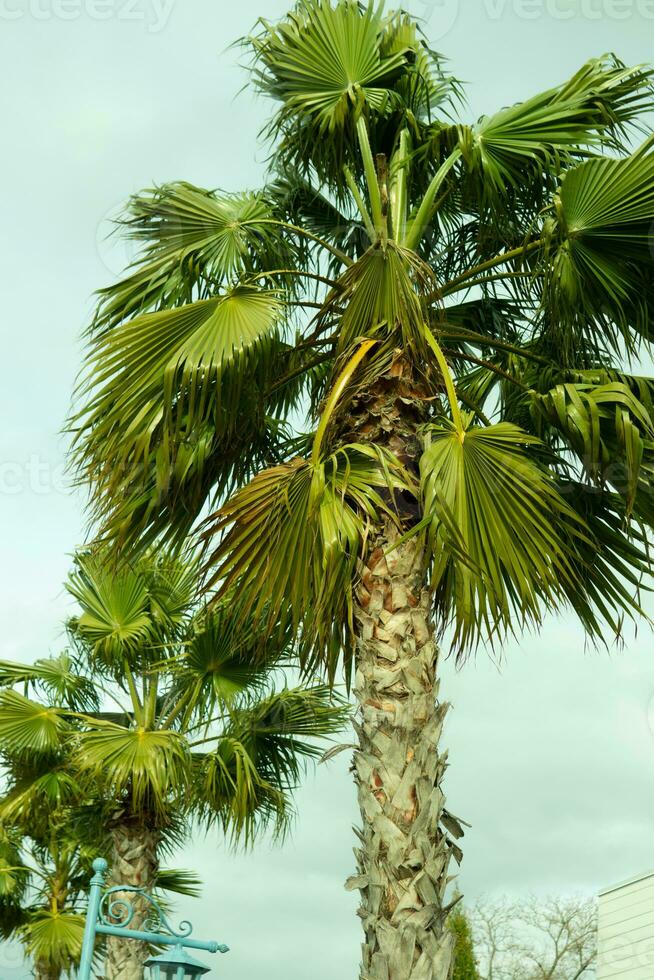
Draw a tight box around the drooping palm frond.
[229,684,350,787]
[419,418,591,653]
[531,379,654,513]
[194,683,348,843]
[554,481,652,636]
[454,56,654,211]
[78,286,285,450]
[93,183,295,334]
[73,285,287,552]
[0,653,98,712]
[195,736,287,844]
[203,441,411,679]
[155,868,202,899]
[81,411,295,556]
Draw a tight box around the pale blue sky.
[1,1,654,976]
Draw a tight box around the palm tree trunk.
[345,361,465,980]
[105,814,160,980]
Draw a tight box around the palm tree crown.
[71,5,654,663]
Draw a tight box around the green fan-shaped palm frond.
[19,909,85,973]
[203,441,410,679]
[174,611,278,713]
[543,141,654,353]
[0,692,67,755]
[0,653,98,712]
[419,418,590,653]
[78,286,284,451]
[67,555,153,667]
[251,0,411,133]
[73,285,286,551]
[456,56,653,209]
[251,0,464,191]
[94,184,293,333]
[77,723,189,818]
[0,769,84,826]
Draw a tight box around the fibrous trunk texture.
[345,360,464,980]
[105,815,160,980]
[35,962,60,980]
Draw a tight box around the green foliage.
[0,692,67,755]
[0,750,205,977]
[419,418,588,654]
[93,184,294,333]
[0,548,349,973]
[544,144,654,354]
[1,551,349,844]
[51,8,654,979]
[70,2,654,664]
[450,905,479,980]
[252,0,411,133]
[0,751,105,977]
[204,441,410,679]
[22,910,86,973]
[457,56,653,209]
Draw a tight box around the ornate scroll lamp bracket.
[78,858,229,980]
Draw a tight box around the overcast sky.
[1,0,654,976]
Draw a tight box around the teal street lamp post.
[78,858,229,980]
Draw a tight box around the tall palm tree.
[70,3,654,976]
[0,553,348,979]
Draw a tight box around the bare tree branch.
[471,896,597,980]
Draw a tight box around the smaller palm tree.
[0,654,101,979]
[0,551,349,980]
[0,670,204,980]
[0,825,88,980]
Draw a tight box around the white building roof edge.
[599,869,654,897]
